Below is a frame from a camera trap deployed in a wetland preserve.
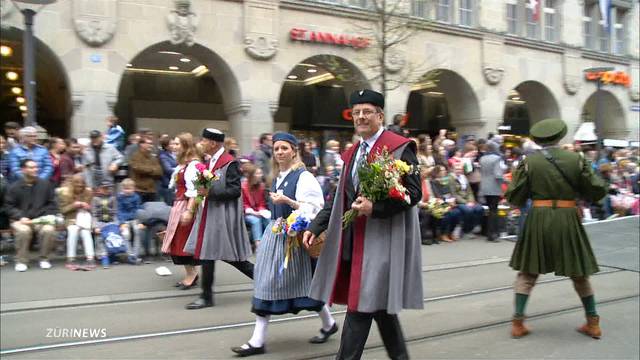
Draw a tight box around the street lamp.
[10,0,57,127]
[583,66,614,161]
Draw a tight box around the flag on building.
[599,0,612,31]
[528,0,540,21]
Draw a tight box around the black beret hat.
[272,132,298,147]
[530,118,567,145]
[349,89,384,109]
[202,128,225,142]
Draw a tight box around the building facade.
[1,0,638,152]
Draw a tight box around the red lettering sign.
[290,27,370,49]
[342,109,353,121]
[585,70,631,87]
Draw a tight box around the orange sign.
[342,109,353,121]
[585,71,631,87]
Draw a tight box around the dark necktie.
[352,142,368,190]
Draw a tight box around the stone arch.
[114,41,241,136]
[406,69,481,137]
[502,81,561,135]
[581,89,626,139]
[274,54,371,143]
[0,26,72,137]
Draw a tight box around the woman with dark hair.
[59,173,95,269]
[298,140,318,175]
[242,163,269,248]
[158,135,178,205]
[429,165,462,242]
[161,133,201,289]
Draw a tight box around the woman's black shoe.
[179,275,199,290]
[231,343,265,357]
[309,322,339,344]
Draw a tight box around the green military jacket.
[506,148,606,277]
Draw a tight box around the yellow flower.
[286,213,297,225]
[394,160,411,174]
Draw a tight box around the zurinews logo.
[46,328,107,338]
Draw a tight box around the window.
[507,3,518,35]
[614,9,627,55]
[412,0,428,18]
[543,0,556,42]
[525,5,539,39]
[436,0,451,22]
[459,0,473,27]
[597,21,609,52]
[349,0,368,9]
[583,4,594,49]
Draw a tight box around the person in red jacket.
[242,164,270,248]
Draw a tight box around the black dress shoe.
[231,343,265,357]
[174,281,184,287]
[185,298,213,310]
[309,322,339,344]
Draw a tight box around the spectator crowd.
[1,116,639,272]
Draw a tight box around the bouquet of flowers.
[193,162,219,205]
[31,215,62,226]
[272,210,312,270]
[425,198,452,219]
[342,147,419,228]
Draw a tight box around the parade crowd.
[0,89,638,358]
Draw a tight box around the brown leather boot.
[577,315,601,339]
[511,316,530,338]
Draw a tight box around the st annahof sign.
[289,28,370,49]
[584,70,632,87]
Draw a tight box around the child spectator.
[117,178,142,252]
[58,173,96,270]
[90,180,138,267]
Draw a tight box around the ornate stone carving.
[243,0,279,61]
[73,0,118,47]
[483,66,504,85]
[564,76,581,95]
[167,0,198,46]
[245,36,278,60]
[385,50,406,74]
[481,35,505,86]
[630,88,640,102]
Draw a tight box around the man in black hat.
[506,118,607,339]
[184,128,254,309]
[83,130,123,189]
[304,89,423,359]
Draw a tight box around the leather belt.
[532,200,577,208]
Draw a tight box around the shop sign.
[584,70,631,87]
[290,28,370,49]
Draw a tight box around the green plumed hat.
[530,118,567,145]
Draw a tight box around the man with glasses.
[8,126,53,182]
[304,89,423,359]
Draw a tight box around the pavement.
[0,215,638,360]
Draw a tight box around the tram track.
[0,267,631,356]
[0,257,514,315]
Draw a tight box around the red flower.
[195,162,207,172]
[388,187,405,201]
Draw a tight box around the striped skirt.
[252,220,323,315]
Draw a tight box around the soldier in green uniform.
[505,118,607,339]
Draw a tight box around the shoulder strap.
[540,149,577,189]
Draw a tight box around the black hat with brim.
[349,89,384,109]
[530,118,567,145]
[202,128,225,142]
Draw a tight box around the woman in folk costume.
[303,90,423,360]
[506,118,607,339]
[231,132,338,357]
[161,133,201,290]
